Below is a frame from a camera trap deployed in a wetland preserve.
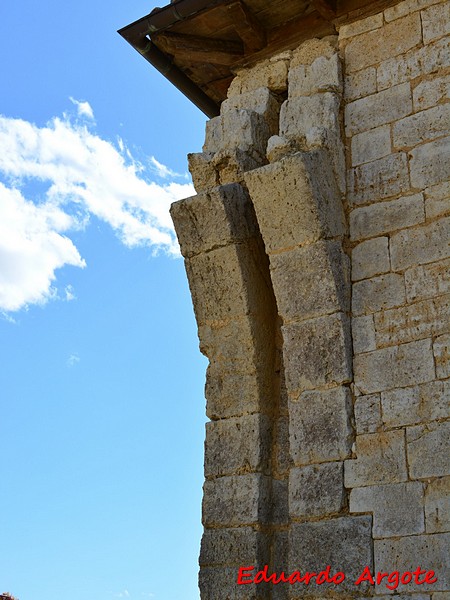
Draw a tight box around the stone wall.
[170,0,450,597]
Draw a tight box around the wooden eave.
[119,0,402,117]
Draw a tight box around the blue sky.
[0,2,209,599]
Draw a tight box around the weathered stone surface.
[212,147,266,186]
[425,181,450,220]
[244,152,344,254]
[200,527,269,566]
[289,462,345,518]
[271,478,289,525]
[413,74,450,111]
[390,217,450,271]
[171,183,257,258]
[374,294,450,347]
[228,55,290,96]
[352,273,406,316]
[289,386,353,465]
[289,517,373,593]
[407,421,450,479]
[288,53,342,97]
[375,534,450,593]
[188,152,218,192]
[221,87,281,135]
[425,476,450,534]
[350,193,425,240]
[354,393,382,433]
[384,0,441,21]
[352,314,376,354]
[339,12,383,39]
[202,473,271,526]
[393,104,450,150]
[273,417,290,476]
[345,430,407,487]
[434,333,450,379]
[410,137,450,189]
[344,12,422,73]
[203,115,223,153]
[344,67,377,101]
[350,482,424,538]
[199,566,269,599]
[270,241,350,323]
[280,93,340,139]
[204,414,271,478]
[381,381,450,428]
[351,237,390,281]
[351,124,391,166]
[422,1,450,44]
[354,339,436,394]
[290,37,336,67]
[283,313,353,392]
[348,153,410,205]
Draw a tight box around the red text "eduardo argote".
[237,565,438,590]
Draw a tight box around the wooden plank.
[310,0,337,20]
[335,0,401,23]
[226,1,266,52]
[153,31,244,65]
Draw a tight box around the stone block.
[344,431,408,487]
[425,181,450,219]
[374,294,450,347]
[199,566,269,599]
[374,534,450,593]
[221,87,281,135]
[345,83,412,136]
[353,339,436,394]
[393,104,450,150]
[390,217,450,271]
[273,417,290,476]
[425,476,450,533]
[202,473,271,527]
[244,151,344,254]
[203,115,223,153]
[352,273,406,316]
[187,152,218,192]
[289,386,353,465]
[289,517,373,593]
[434,333,450,378]
[212,147,266,186]
[344,67,377,102]
[407,421,450,479]
[339,12,383,39]
[384,0,441,21]
[410,137,450,189]
[405,258,450,303]
[352,314,376,354]
[351,125,391,167]
[350,481,424,538]
[344,13,422,73]
[347,153,410,205]
[290,37,337,67]
[228,55,289,96]
[280,93,340,140]
[288,53,342,97]
[289,462,345,518]
[220,108,271,156]
[204,414,271,478]
[170,183,257,258]
[381,380,450,428]
[269,241,350,323]
[413,74,450,111]
[271,478,289,525]
[422,2,450,44]
[350,193,425,241]
[283,313,353,392]
[199,527,269,566]
[354,393,382,433]
[351,237,390,281]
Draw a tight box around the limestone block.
[350,481,424,538]
[290,37,337,67]
[199,566,269,599]
[374,534,450,593]
[381,380,450,428]
[199,527,269,566]
[354,393,382,434]
[187,152,218,192]
[265,135,300,163]
[271,478,289,525]
[344,431,408,487]
[350,193,425,241]
[288,53,342,97]
[353,339,436,394]
[434,333,450,378]
[289,386,353,465]
[352,273,406,316]
[425,181,450,220]
[347,153,410,205]
[374,294,450,347]
[221,108,271,156]
[344,67,377,102]
[344,13,422,73]
[390,217,450,271]
[280,93,340,139]
[202,473,271,526]
[213,148,266,186]
[410,137,450,189]
[283,313,353,392]
[244,151,345,254]
[405,258,450,302]
[384,0,441,21]
[339,12,383,39]
[353,314,376,354]
[351,237,390,281]
[413,74,450,111]
[221,87,281,135]
[303,127,346,195]
[434,594,450,600]
[170,183,257,258]
[289,462,345,518]
[345,83,412,136]
[269,241,350,323]
[273,416,290,476]
[393,104,450,150]
[289,517,373,594]
[407,421,450,479]
[228,55,290,97]
[203,115,223,153]
[204,414,271,478]
[422,2,450,44]
[351,125,391,167]
[425,476,450,533]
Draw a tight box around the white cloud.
[70,97,94,120]
[0,105,195,313]
[67,353,80,367]
[149,156,185,179]
[64,284,76,301]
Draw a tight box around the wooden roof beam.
[152,31,244,65]
[310,0,337,20]
[226,1,266,53]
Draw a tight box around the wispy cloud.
[149,156,185,180]
[66,353,80,367]
[70,97,95,120]
[0,103,195,313]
